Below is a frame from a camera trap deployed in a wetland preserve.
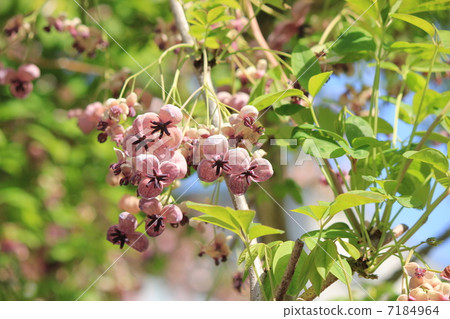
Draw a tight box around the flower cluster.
[44,14,108,57]
[74,85,272,252]
[0,63,40,99]
[397,262,450,301]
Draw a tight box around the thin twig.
[275,239,304,301]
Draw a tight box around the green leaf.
[205,37,220,49]
[248,223,285,240]
[368,61,401,73]
[192,215,237,233]
[398,0,450,14]
[292,128,346,159]
[414,131,450,144]
[352,137,390,148]
[362,176,399,196]
[330,258,353,284]
[272,241,295,285]
[329,191,387,217]
[438,29,450,49]
[361,116,393,134]
[207,6,226,24]
[406,72,426,93]
[291,43,321,90]
[309,72,333,97]
[292,205,329,221]
[238,243,265,275]
[403,149,449,173]
[249,78,266,102]
[187,202,256,236]
[275,103,304,116]
[286,250,308,296]
[337,238,360,259]
[332,28,376,54]
[191,10,207,24]
[250,89,306,110]
[308,266,324,296]
[391,13,435,37]
[314,240,337,279]
[345,116,374,145]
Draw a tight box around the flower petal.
[18,64,40,82]
[229,174,249,195]
[202,134,229,160]
[138,178,164,199]
[132,112,159,136]
[171,151,188,179]
[161,204,183,223]
[197,159,219,182]
[251,158,273,182]
[159,104,183,124]
[118,212,137,233]
[106,225,120,244]
[404,262,420,278]
[126,232,149,252]
[239,105,259,120]
[133,154,160,176]
[160,161,179,185]
[224,148,250,174]
[441,266,450,281]
[139,198,163,215]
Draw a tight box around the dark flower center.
[211,155,231,176]
[239,164,259,185]
[151,120,172,139]
[243,116,255,128]
[146,168,168,189]
[12,79,27,93]
[147,214,165,232]
[415,268,427,278]
[132,134,155,152]
[97,121,109,131]
[110,228,128,249]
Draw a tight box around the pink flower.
[126,106,183,158]
[197,135,249,182]
[106,212,149,252]
[68,101,105,134]
[228,152,273,195]
[5,64,40,99]
[136,154,179,199]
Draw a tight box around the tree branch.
[169,0,264,301]
[275,239,304,301]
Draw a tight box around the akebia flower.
[145,214,166,237]
[229,155,273,195]
[5,64,40,99]
[197,135,249,182]
[127,106,183,157]
[106,212,149,252]
[199,233,231,266]
[441,265,450,281]
[136,154,179,199]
